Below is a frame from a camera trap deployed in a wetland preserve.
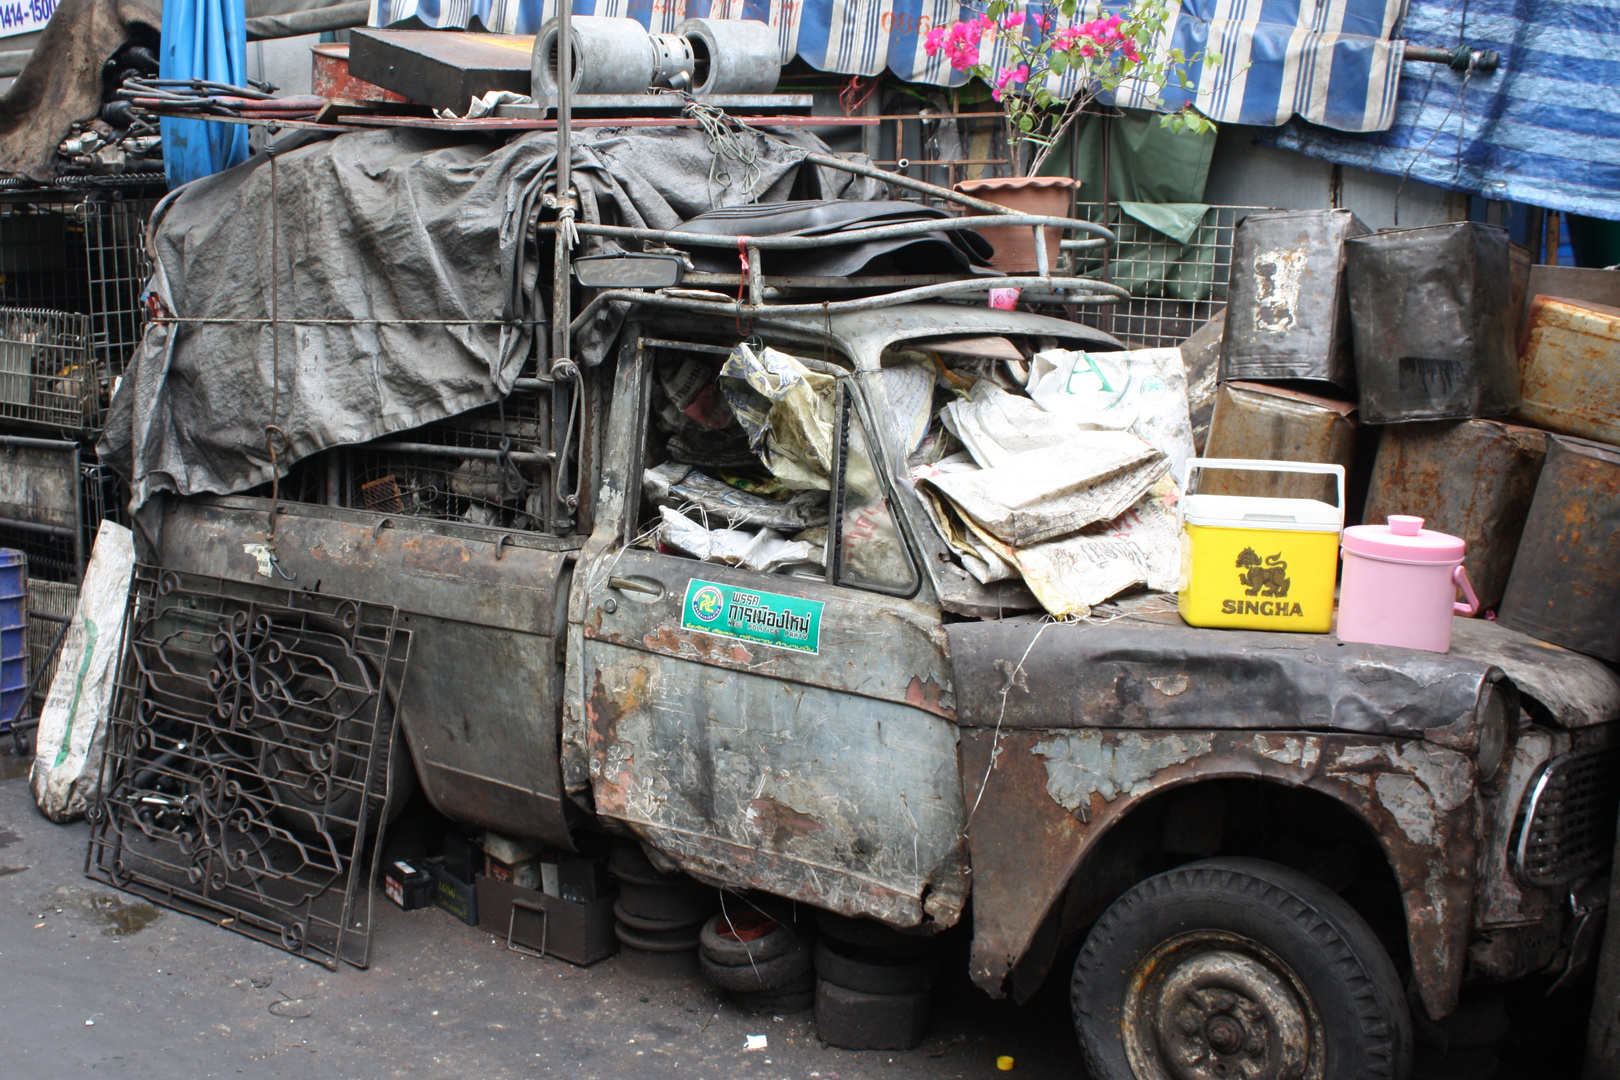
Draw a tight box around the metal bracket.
[506,897,549,960]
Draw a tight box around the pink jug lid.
[1342,515,1466,563]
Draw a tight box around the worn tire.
[613,919,701,953]
[1073,857,1412,1080]
[616,879,718,924]
[700,912,797,965]
[699,937,813,992]
[816,910,935,957]
[814,936,936,995]
[613,898,707,933]
[815,979,932,1051]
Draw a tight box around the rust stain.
[904,675,955,719]
[747,796,826,849]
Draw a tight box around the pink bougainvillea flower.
[1001,11,1025,28]
[1120,37,1140,60]
[923,25,948,56]
[1033,13,1051,30]
[943,23,981,71]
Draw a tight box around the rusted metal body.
[962,725,1479,1018]
[1179,311,1224,454]
[1362,419,1548,611]
[1220,209,1367,390]
[1499,435,1620,662]
[145,301,1620,1036]
[950,608,1620,1020]
[154,495,581,849]
[1346,222,1520,424]
[1526,265,1620,312]
[310,43,410,104]
[1200,381,1357,503]
[1515,296,1620,447]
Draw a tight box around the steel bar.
[373,441,555,465]
[547,212,1114,250]
[569,276,1127,333]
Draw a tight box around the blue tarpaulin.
[367,0,1408,132]
[1262,0,1620,221]
[160,0,250,187]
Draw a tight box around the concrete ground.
[0,754,1080,1080]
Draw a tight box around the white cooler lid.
[1182,493,1344,532]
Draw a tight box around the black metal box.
[476,874,617,966]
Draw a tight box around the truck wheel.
[1072,857,1411,1080]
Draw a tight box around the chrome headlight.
[1475,685,1513,783]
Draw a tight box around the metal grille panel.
[86,567,411,969]
[1515,748,1620,888]
[1062,203,1274,349]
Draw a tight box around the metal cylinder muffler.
[676,18,781,95]
[532,16,660,97]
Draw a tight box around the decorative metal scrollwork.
[86,566,411,970]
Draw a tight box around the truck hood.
[946,606,1529,746]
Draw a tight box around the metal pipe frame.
[569,275,1128,334]
[544,213,1110,252]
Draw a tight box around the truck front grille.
[1514,748,1620,889]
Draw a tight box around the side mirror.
[573,253,686,289]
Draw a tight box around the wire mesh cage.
[341,387,556,531]
[0,308,96,430]
[0,188,159,433]
[1059,202,1274,349]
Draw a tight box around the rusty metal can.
[1515,296,1620,447]
[1498,434,1620,661]
[1221,209,1369,391]
[1362,419,1548,611]
[1346,222,1520,424]
[1201,381,1357,505]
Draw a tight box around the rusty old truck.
[140,299,1620,1080]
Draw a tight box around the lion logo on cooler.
[1236,548,1291,597]
[690,584,726,623]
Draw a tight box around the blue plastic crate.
[0,548,27,728]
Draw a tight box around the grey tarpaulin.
[100,124,879,510]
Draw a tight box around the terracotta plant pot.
[953,175,1079,274]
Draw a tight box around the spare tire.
[816,910,935,957]
[700,911,797,965]
[814,936,937,995]
[613,899,708,933]
[699,937,813,992]
[614,919,701,953]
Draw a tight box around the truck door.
[575,336,967,929]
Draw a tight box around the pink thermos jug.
[1336,515,1480,653]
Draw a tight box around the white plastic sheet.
[31,522,136,823]
[643,463,828,532]
[1026,347,1197,481]
[657,507,823,574]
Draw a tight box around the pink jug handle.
[1453,565,1480,616]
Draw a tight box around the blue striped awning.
[1262,0,1620,221]
[366,0,1408,132]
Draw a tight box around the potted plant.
[926,0,1219,271]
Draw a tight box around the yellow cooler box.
[1178,458,1346,633]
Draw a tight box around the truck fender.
[961,727,1478,1020]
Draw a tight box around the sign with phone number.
[0,0,57,39]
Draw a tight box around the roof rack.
[540,149,1128,339]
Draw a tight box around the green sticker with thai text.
[681,578,823,655]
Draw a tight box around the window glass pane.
[837,403,916,593]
